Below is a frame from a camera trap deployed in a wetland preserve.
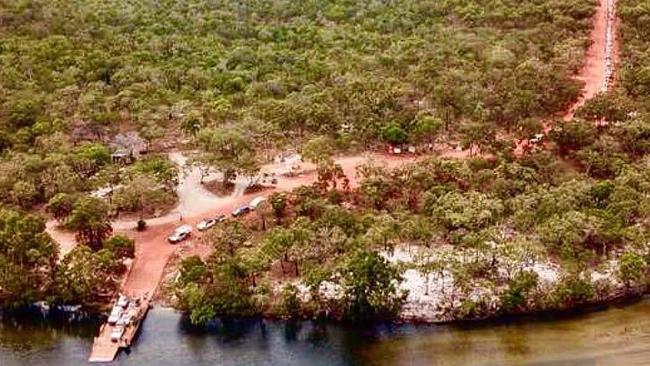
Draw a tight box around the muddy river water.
[2,299,650,366]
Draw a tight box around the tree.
[381,122,408,145]
[140,122,165,151]
[537,211,606,260]
[177,256,208,286]
[178,283,217,326]
[617,252,646,289]
[314,160,348,193]
[112,174,175,218]
[402,216,437,249]
[364,214,400,253]
[204,220,250,260]
[255,199,272,231]
[0,209,58,307]
[515,118,544,140]
[460,121,496,155]
[192,127,260,186]
[549,119,598,156]
[302,135,336,165]
[500,270,538,312]
[414,249,442,295]
[551,271,594,308]
[180,112,202,136]
[46,193,77,222]
[269,192,288,224]
[66,196,113,251]
[103,235,135,259]
[130,155,179,191]
[11,180,39,209]
[410,115,443,145]
[576,92,631,122]
[341,250,406,321]
[262,221,313,276]
[6,95,43,129]
[52,245,119,304]
[278,284,302,319]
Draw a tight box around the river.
[1,299,650,366]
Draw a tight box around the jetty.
[88,292,150,363]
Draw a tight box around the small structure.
[109,132,147,164]
[111,149,134,164]
[249,196,266,209]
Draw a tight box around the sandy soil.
[103,151,417,298]
[46,0,619,305]
[45,220,77,259]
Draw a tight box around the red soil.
[565,0,617,120]
[515,0,618,156]
[49,0,620,302]
[120,152,417,298]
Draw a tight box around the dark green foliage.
[0,209,57,307]
[382,123,408,145]
[501,270,539,312]
[51,246,121,304]
[176,258,256,325]
[66,196,112,251]
[103,235,135,259]
[278,284,302,319]
[341,251,406,321]
[618,252,647,289]
[551,272,595,308]
[178,256,208,287]
[46,193,76,222]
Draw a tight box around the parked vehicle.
[110,326,125,342]
[107,306,122,325]
[231,205,251,217]
[530,133,544,144]
[196,215,226,231]
[249,196,266,210]
[117,294,129,308]
[168,224,192,243]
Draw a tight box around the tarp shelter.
[249,196,266,209]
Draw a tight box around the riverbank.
[4,299,650,366]
[154,240,648,326]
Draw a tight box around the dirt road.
[514,0,618,156]
[565,0,618,120]
[120,151,417,296]
[48,0,620,302]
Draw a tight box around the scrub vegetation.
[0,0,649,324]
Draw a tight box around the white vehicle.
[117,295,129,308]
[168,224,192,243]
[110,326,125,342]
[107,306,122,325]
[530,133,544,144]
[249,196,266,210]
[196,215,226,231]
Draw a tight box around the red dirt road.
[119,152,417,297]
[50,0,620,301]
[515,0,618,156]
[565,0,618,120]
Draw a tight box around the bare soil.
[46,0,620,307]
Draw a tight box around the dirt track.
[46,0,620,302]
[514,0,618,156]
[120,152,416,296]
[565,0,617,120]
